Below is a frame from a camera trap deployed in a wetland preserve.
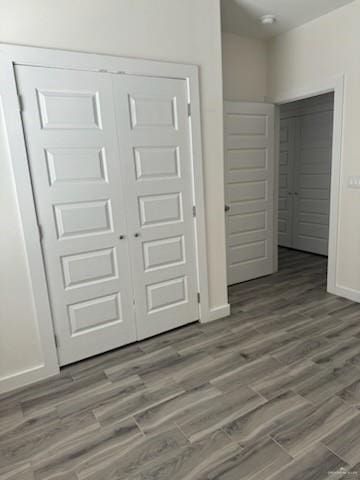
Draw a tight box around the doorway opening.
[277,92,334,284]
[225,81,344,314]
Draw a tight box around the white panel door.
[113,75,199,339]
[278,118,296,248]
[224,102,275,286]
[16,66,136,365]
[293,110,333,255]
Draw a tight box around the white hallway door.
[224,101,275,286]
[17,65,199,365]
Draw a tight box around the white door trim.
[0,43,210,393]
[270,75,345,299]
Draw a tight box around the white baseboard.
[1,303,231,394]
[202,303,231,323]
[329,284,360,303]
[0,363,59,395]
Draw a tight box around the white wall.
[0,0,227,389]
[268,0,360,299]
[222,33,268,101]
[0,102,44,379]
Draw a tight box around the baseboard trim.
[202,303,231,323]
[329,284,360,303]
[0,363,59,395]
[1,303,232,394]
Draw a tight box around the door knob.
[225,204,230,212]
[134,232,140,238]
[119,234,126,240]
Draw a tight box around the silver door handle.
[225,204,230,212]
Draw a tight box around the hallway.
[229,247,330,318]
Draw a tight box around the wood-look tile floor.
[2,248,360,479]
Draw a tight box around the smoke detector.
[260,14,276,25]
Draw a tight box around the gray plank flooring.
[2,248,360,479]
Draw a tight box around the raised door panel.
[114,75,199,339]
[134,146,180,180]
[139,193,183,227]
[61,248,118,288]
[225,114,267,136]
[37,90,102,129]
[45,147,108,185]
[293,110,333,256]
[16,66,136,365]
[224,102,275,286]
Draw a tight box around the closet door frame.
[0,44,209,393]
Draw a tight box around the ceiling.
[221,0,355,39]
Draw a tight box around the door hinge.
[54,334,58,348]
[187,103,191,116]
[192,205,196,217]
[18,94,23,112]
[197,292,201,303]
[38,224,43,241]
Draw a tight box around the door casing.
[224,75,345,301]
[0,44,211,393]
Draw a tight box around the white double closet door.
[278,110,333,256]
[16,65,199,365]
